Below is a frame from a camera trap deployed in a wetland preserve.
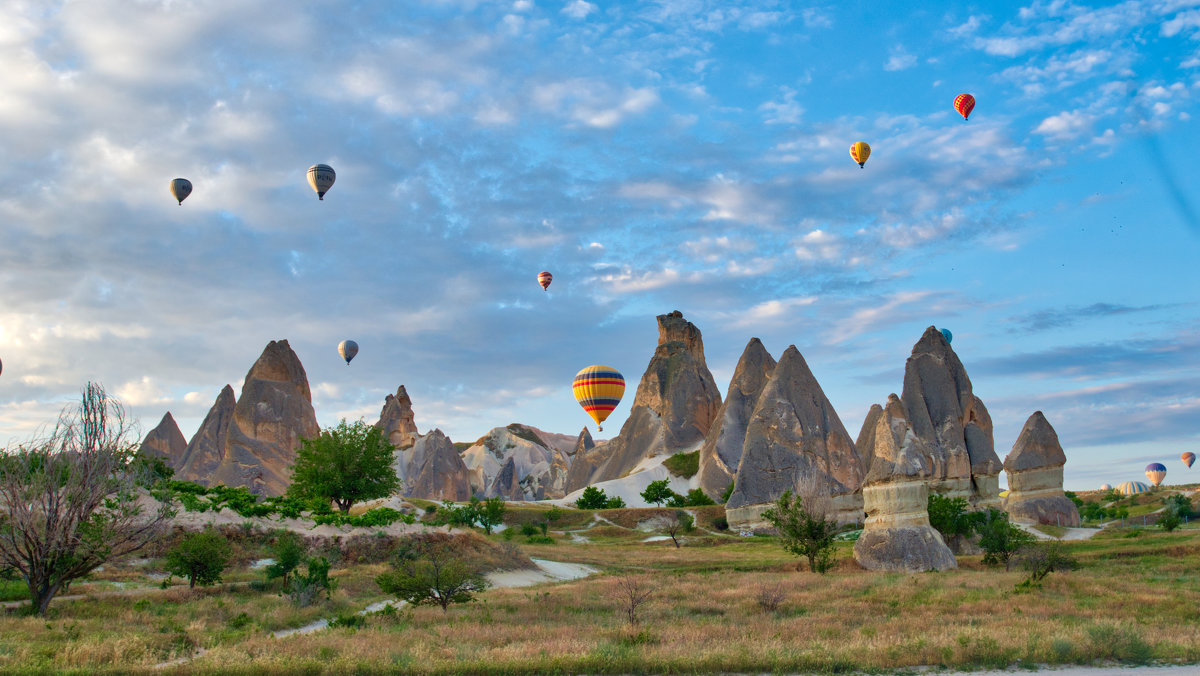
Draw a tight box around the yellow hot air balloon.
[572,365,625,432]
[169,178,192,205]
[338,340,358,365]
[1145,463,1167,487]
[307,164,336,200]
[849,142,871,168]
[538,271,553,290]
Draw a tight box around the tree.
[927,493,980,547]
[1164,494,1193,518]
[609,573,655,626]
[287,419,399,513]
[265,530,306,587]
[376,538,489,612]
[1013,540,1076,588]
[641,479,676,506]
[1158,511,1181,532]
[166,529,232,589]
[478,497,506,535]
[289,556,335,607]
[575,486,610,509]
[0,383,174,615]
[977,508,1035,567]
[664,510,693,548]
[761,479,839,574]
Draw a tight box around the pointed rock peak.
[912,325,953,356]
[140,411,187,462]
[774,344,816,379]
[376,384,418,448]
[389,385,412,406]
[863,395,932,484]
[218,383,236,401]
[737,337,776,370]
[573,427,594,454]
[244,339,311,401]
[657,310,705,358]
[1005,411,1066,472]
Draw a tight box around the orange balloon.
[954,94,975,121]
[849,141,871,168]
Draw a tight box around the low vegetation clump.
[574,486,626,509]
[662,450,700,478]
[165,529,232,589]
[762,489,838,573]
[641,479,717,508]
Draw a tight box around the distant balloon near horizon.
[1100,483,1112,491]
[572,365,625,432]
[940,328,953,344]
[538,271,553,290]
[849,141,871,168]
[1117,480,1151,496]
[1145,462,1167,486]
[169,178,192,205]
[307,164,336,200]
[337,340,358,365]
[954,93,976,121]
[1182,452,1195,469]
[0,356,3,378]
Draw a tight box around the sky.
[1,0,1199,492]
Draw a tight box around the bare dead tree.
[664,510,693,548]
[609,573,655,626]
[0,383,174,615]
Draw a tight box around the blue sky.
[1,0,1198,491]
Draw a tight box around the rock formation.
[139,412,186,466]
[394,429,472,502]
[460,424,574,500]
[175,385,236,485]
[374,385,418,449]
[1003,412,1080,527]
[566,311,722,491]
[726,345,866,528]
[900,327,1002,509]
[697,338,777,499]
[853,395,957,572]
[209,340,320,496]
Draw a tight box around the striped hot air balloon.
[1116,481,1151,496]
[1100,483,1112,491]
[307,164,336,200]
[1182,452,1195,469]
[337,340,358,365]
[954,94,976,121]
[572,365,625,432]
[538,271,553,290]
[849,141,871,168]
[169,178,192,205]
[1145,463,1167,487]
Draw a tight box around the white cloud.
[1034,110,1094,139]
[884,48,917,72]
[793,229,842,261]
[562,0,597,19]
[532,79,659,128]
[759,87,804,124]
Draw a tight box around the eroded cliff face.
[567,311,722,492]
[374,385,418,449]
[726,345,865,529]
[176,385,236,485]
[697,338,776,499]
[140,412,186,466]
[1003,411,1080,527]
[394,429,472,502]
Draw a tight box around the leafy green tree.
[676,488,715,507]
[977,509,1035,567]
[641,479,676,506]
[762,489,838,573]
[664,510,694,548]
[265,531,305,587]
[287,419,399,513]
[166,529,232,589]
[575,486,610,509]
[1014,540,1077,589]
[478,497,506,535]
[289,556,335,607]
[1164,494,1193,518]
[376,538,489,612]
[1158,511,1181,532]
[605,495,626,509]
[927,494,976,542]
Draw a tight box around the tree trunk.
[33,580,65,617]
[338,500,351,514]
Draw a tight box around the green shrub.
[266,531,306,587]
[227,612,253,629]
[977,509,1035,567]
[762,491,837,574]
[289,556,335,607]
[927,494,976,541]
[605,496,626,509]
[663,451,699,479]
[575,486,609,510]
[165,529,232,589]
[520,522,540,537]
[526,535,555,544]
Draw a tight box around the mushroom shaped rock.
[1003,412,1080,527]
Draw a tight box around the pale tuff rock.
[176,385,236,485]
[853,395,956,572]
[488,456,524,501]
[1003,412,1080,527]
[374,385,418,449]
[900,326,1002,508]
[139,412,187,466]
[566,311,722,492]
[397,429,472,502]
[726,345,865,529]
[211,340,320,496]
[697,338,777,499]
[460,424,573,500]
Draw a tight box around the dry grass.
[1,522,1198,674]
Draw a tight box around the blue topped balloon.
[940,328,953,344]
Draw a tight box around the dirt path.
[1015,523,1103,541]
[934,665,1199,675]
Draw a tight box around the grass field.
[1,506,1198,675]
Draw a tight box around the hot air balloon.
[572,365,625,432]
[338,340,359,365]
[1182,452,1195,469]
[307,164,336,200]
[940,328,953,344]
[1145,463,1167,486]
[538,271,553,290]
[849,142,871,168]
[1100,483,1112,491]
[1116,481,1151,496]
[0,356,3,378]
[954,94,975,121]
[169,178,192,205]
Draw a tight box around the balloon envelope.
[573,365,625,431]
[1144,463,1167,486]
[954,94,976,120]
[1116,481,1151,496]
[170,178,192,205]
[338,340,359,365]
[849,141,871,168]
[538,271,553,290]
[1182,452,1195,469]
[1100,483,1112,491]
[940,328,953,344]
[307,164,336,200]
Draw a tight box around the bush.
[166,529,232,589]
[762,489,837,574]
[720,481,735,503]
[977,509,1035,567]
[927,494,976,541]
[265,531,306,587]
[289,556,335,607]
[575,486,610,510]
[376,538,489,612]
[663,451,699,479]
[1013,541,1077,589]
[1164,494,1193,518]
[1158,511,1182,532]
[520,522,540,537]
[526,535,555,544]
[641,479,675,506]
[605,496,626,509]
